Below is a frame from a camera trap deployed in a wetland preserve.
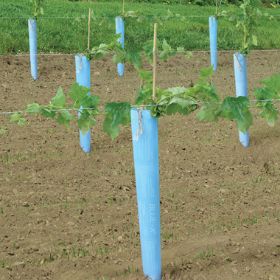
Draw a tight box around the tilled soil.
[0,51,280,280]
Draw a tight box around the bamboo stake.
[87,8,92,50]
[122,0,125,15]
[215,0,218,16]
[152,23,158,102]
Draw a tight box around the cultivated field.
[1,51,280,279]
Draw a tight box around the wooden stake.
[215,0,218,16]
[87,8,92,50]
[152,23,158,102]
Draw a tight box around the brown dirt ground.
[0,51,280,280]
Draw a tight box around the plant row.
[9,39,280,139]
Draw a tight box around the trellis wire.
[0,69,278,76]
[1,48,280,57]
[2,98,280,117]
[0,16,210,19]
[1,14,280,20]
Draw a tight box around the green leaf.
[165,104,184,115]
[166,87,187,95]
[143,40,154,64]
[252,35,258,46]
[10,113,26,126]
[259,102,278,127]
[78,111,96,134]
[80,95,100,110]
[156,87,197,116]
[261,74,280,94]
[138,69,152,84]
[165,98,196,115]
[69,83,90,107]
[51,87,66,108]
[31,0,44,18]
[176,47,185,53]
[169,96,196,108]
[185,51,193,59]
[254,76,280,127]
[103,102,131,139]
[254,87,274,101]
[197,102,221,122]
[162,39,172,52]
[125,51,142,69]
[159,39,175,61]
[10,113,21,122]
[87,41,118,60]
[26,103,41,114]
[135,87,153,106]
[220,96,252,132]
[21,83,99,136]
[189,83,219,102]
[199,67,214,80]
[113,49,126,65]
[40,107,56,118]
[56,111,74,127]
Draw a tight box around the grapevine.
[8,36,280,141]
[226,0,273,54]
[254,74,280,126]
[10,84,100,133]
[30,0,44,19]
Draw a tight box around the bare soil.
[0,51,280,280]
